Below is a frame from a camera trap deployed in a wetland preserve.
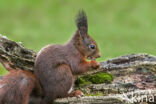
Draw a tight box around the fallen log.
[0,34,36,71]
[55,89,156,104]
[0,34,155,104]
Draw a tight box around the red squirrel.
[34,10,101,104]
[0,70,42,104]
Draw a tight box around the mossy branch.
[0,34,156,104]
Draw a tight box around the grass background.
[0,0,156,74]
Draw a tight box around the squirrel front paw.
[73,90,84,98]
[90,60,100,69]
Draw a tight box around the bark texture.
[0,35,155,104]
[0,34,36,71]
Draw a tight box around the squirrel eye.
[89,44,95,49]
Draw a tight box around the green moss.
[0,64,9,75]
[85,92,103,96]
[76,78,86,84]
[79,81,92,87]
[75,77,92,87]
[75,72,114,87]
[90,72,113,84]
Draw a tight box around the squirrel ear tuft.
[75,10,88,37]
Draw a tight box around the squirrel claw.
[74,90,84,98]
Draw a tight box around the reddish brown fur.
[34,11,101,104]
[0,70,42,104]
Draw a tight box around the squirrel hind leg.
[39,64,74,103]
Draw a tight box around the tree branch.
[0,34,36,71]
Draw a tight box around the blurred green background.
[0,0,156,74]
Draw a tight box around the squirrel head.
[74,10,101,60]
